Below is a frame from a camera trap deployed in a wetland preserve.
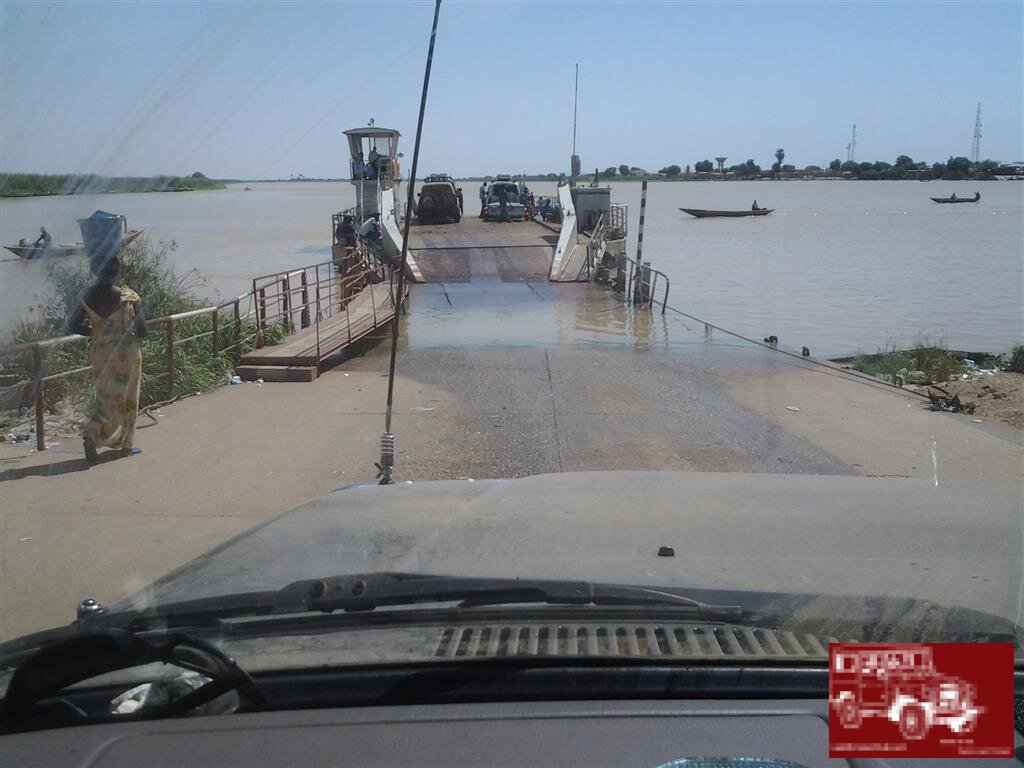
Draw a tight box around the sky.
[1,1,1021,179]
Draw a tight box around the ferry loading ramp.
[404,216,559,283]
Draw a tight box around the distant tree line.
[826,155,1001,180]
[0,173,226,198]
[586,153,1006,181]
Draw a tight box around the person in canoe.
[33,227,51,250]
[67,249,148,462]
[751,201,759,211]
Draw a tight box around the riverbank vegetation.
[508,154,1010,182]
[0,172,226,198]
[835,338,1020,385]
[2,237,280,412]
[847,342,967,384]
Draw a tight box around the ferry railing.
[578,211,607,281]
[607,203,628,235]
[0,294,256,452]
[251,254,402,361]
[620,253,669,314]
[579,204,630,282]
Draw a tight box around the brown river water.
[1,180,1021,357]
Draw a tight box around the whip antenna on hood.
[377,0,442,485]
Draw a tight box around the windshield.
[0,0,1021,691]
[489,183,520,202]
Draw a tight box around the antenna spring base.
[376,432,396,485]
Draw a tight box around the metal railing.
[251,253,403,360]
[606,203,628,235]
[0,294,256,451]
[621,253,670,314]
[578,211,606,281]
[1,248,406,453]
[579,203,630,282]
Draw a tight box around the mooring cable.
[653,298,934,401]
[377,0,442,485]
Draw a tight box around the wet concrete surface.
[340,275,854,479]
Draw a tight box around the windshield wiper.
[102,573,743,631]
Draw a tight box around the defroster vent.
[434,623,834,660]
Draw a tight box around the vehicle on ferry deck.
[484,179,525,221]
[416,174,463,224]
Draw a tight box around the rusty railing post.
[315,273,323,321]
[33,346,45,451]
[281,276,292,334]
[233,298,241,351]
[370,281,377,326]
[257,288,266,348]
[211,308,219,358]
[165,318,175,400]
[300,271,311,329]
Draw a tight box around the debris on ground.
[924,386,975,415]
[918,372,1023,429]
[0,404,87,448]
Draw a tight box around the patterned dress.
[83,287,143,450]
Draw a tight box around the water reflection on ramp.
[402,278,714,352]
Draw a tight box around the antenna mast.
[972,103,982,163]
[846,124,857,164]
[572,63,579,156]
[570,63,580,186]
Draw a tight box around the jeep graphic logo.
[828,642,1013,758]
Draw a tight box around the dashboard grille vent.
[434,623,834,660]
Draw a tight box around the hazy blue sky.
[1,1,1021,179]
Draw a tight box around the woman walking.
[68,251,147,462]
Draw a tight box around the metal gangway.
[237,252,405,382]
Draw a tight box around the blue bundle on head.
[78,210,124,276]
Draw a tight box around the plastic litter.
[229,375,242,385]
[971,418,983,423]
[786,406,800,412]
[255,378,264,384]
[963,359,976,368]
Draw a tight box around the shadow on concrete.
[0,450,125,481]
